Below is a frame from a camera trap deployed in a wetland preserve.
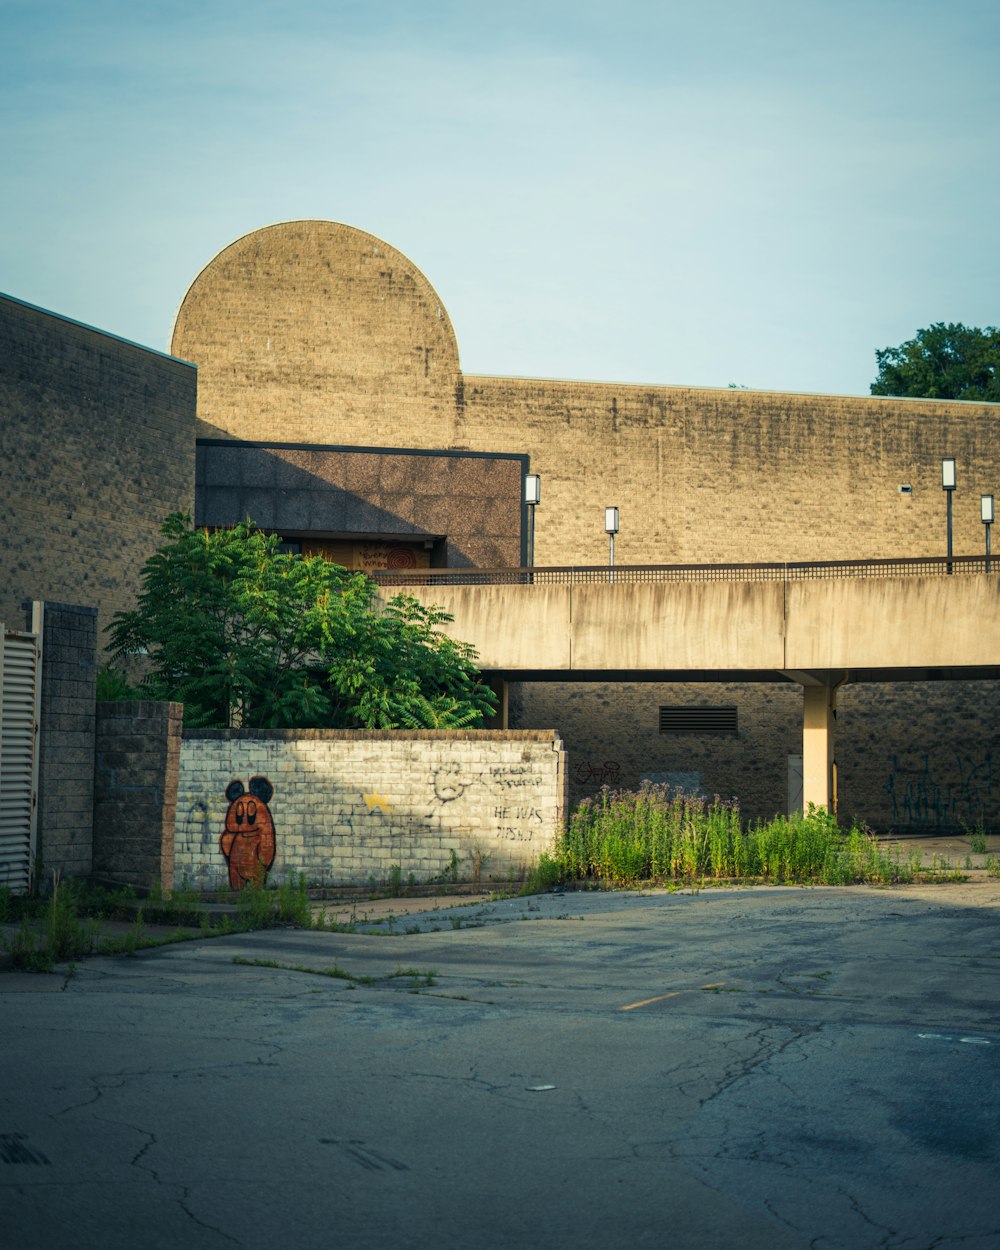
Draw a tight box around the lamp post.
[982,494,995,574]
[942,458,956,574]
[524,474,540,576]
[605,506,619,583]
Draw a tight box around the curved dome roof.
[171,220,460,442]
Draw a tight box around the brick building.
[3,220,998,834]
[169,220,999,831]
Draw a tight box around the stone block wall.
[515,680,803,820]
[168,217,999,570]
[173,729,567,891]
[837,681,997,831]
[456,377,999,568]
[515,678,999,832]
[93,701,183,892]
[172,221,461,446]
[161,220,1000,836]
[36,602,98,878]
[0,294,197,637]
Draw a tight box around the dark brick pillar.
[33,601,98,879]
[93,701,183,892]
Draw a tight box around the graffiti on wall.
[219,776,277,889]
[358,762,552,852]
[433,764,468,802]
[573,759,622,788]
[884,753,995,828]
[489,764,544,791]
[172,740,564,890]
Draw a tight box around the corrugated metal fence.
[0,613,42,894]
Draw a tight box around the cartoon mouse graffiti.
[219,776,276,890]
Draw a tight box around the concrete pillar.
[802,683,836,816]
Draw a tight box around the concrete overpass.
[376,557,1000,815]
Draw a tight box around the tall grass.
[2,871,318,973]
[558,784,911,886]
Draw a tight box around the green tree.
[107,514,497,730]
[871,322,1000,401]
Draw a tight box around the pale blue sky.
[2,0,998,395]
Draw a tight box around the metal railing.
[372,554,992,588]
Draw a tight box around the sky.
[2,0,998,397]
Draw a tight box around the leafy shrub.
[106,513,496,730]
[95,664,140,701]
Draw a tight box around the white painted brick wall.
[172,731,567,891]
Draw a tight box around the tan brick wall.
[452,378,998,567]
[513,680,801,820]
[171,222,996,569]
[167,221,1000,831]
[172,221,461,445]
[837,681,997,831]
[514,679,998,831]
[173,729,567,890]
[0,296,197,639]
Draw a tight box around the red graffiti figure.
[219,776,276,890]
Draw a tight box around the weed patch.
[964,820,988,854]
[1,871,323,973]
[526,786,923,891]
[391,966,437,987]
[233,955,369,982]
[6,873,102,968]
[231,956,436,988]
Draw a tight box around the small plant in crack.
[392,966,437,987]
[233,955,374,984]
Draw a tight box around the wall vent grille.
[659,706,738,736]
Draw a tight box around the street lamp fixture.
[605,506,619,583]
[524,474,540,572]
[982,494,995,574]
[942,458,956,573]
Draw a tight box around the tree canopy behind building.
[871,322,1000,401]
[107,513,497,730]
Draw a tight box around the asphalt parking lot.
[3,880,999,1249]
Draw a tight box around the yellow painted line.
[619,982,727,1012]
[619,991,685,1012]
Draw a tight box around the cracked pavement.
[3,881,999,1249]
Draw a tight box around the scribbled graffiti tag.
[573,760,622,788]
[884,752,995,828]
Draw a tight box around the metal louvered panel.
[1,628,42,893]
[659,706,738,736]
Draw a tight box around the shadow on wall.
[195,440,526,569]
